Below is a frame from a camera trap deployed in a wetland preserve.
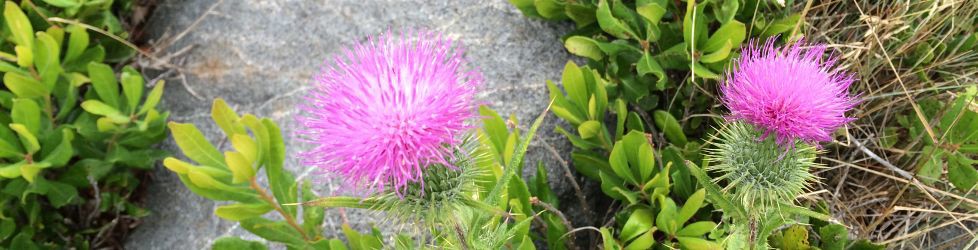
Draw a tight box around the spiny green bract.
[367,137,487,229]
[706,122,819,216]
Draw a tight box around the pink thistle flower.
[720,38,858,147]
[298,31,482,195]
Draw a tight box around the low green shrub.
[0,1,166,247]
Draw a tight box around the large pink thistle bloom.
[721,39,857,147]
[298,32,481,194]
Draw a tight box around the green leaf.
[19,163,44,183]
[139,81,165,115]
[578,120,602,139]
[4,1,34,48]
[676,237,721,250]
[596,0,635,39]
[621,208,654,242]
[637,52,667,89]
[636,2,666,25]
[763,14,801,37]
[0,220,15,241]
[301,181,325,236]
[699,40,732,63]
[656,196,679,235]
[9,124,39,154]
[240,218,305,246]
[168,122,226,168]
[623,230,654,250]
[561,61,589,109]
[947,152,978,192]
[11,99,41,135]
[14,45,32,68]
[677,221,716,237]
[261,119,298,217]
[677,188,705,225]
[818,224,849,250]
[121,66,144,113]
[609,142,638,184]
[486,105,549,207]
[231,134,259,164]
[781,224,810,250]
[187,167,235,191]
[225,151,255,184]
[215,203,274,221]
[636,140,655,183]
[40,129,74,166]
[480,105,509,154]
[564,36,604,60]
[43,179,78,208]
[211,237,268,250]
[87,62,120,108]
[33,32,62,90]
[4,72,48,98]
[703,20,746,52]
[600,227,621,250]
[691,62,719,79]
[654,110,688,147]
[534,0,566,19]
[10,232,38,250]
[212,98,247,136]
[65,24,89,62]
[81,100,130,123]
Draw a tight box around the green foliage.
[0,1,166,247]
[165,99,393,249]
[900,86,978,192]
[512,0,796,133]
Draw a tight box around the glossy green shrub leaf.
[600,227,622,250]
[609,141,637,184]
[9,124,39,154]
[120,66,144,113]
[87,62,120,108]
[216,203,274,221]
[4,72,48,98]
[212,99,247,136]
[677,221,716,237]
[261,119,298,216]
[241,218,305,246]
[225,151,255,184]
[534,0,566,19]
[656,196,679,235]
[65,25,89,62]
[703,20,746,53]
[168,122,226,168]
[677,188,705,225]
[11,99,41,135]
[636,2,666,25]
[562,61,589,109]
[565,36,604,60]
[4,1,34,49]
[40,129,74,166]
[676,237,720,250]
[33,32,62,90]
[654,110,687,147]
[620,208,653,241]
[636,52,667,89]
[140,81,165,115]
[700,40,733,63]
[81,100,129,123]
[623,229,654,250]
[212,237,268,250]
[596,0,635,39]
[578,120,602,139]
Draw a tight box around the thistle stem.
[250,177,310,241]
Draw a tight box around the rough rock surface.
[126,0,598,248]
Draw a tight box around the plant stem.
[530,197,580,250]
[249,177,310,241]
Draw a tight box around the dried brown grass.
[802,0,978,248]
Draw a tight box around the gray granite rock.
[125,0,599,249]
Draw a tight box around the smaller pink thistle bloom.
[721,38,858,147]
[298,31,482,195]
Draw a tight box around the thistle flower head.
[707,122,819,216]
[298,31,482,195]
[721,39,857,147]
